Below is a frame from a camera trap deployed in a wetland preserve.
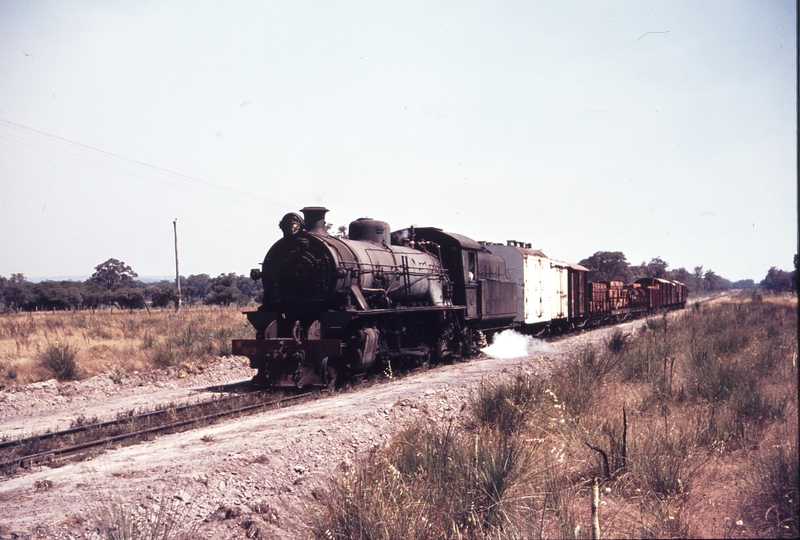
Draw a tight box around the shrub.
[468,371,542,435]
[605,328,629,354]
[88,485,199,540]
[631,419,697,497]
[315,418,535,539]
[541,458,580,539]
[150,344,179,368]
[746,441,799,537]
[213,327,236,356]
[313,298,798,538]
[547,350,600,419]
[38,342,79,380]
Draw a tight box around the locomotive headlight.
[279,212,304,237]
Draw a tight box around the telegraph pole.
[173,218,182,311]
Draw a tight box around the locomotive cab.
[401,227,517,327]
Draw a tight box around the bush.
[631,419,696,497]
[746,441,800,537]
[469,372,542,435]
[88,485,199,540]
[315,417,535,539]
[605,328,629,354]
[39,342,79,380]
[151,344,179,368]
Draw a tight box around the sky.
[0,1,796,283]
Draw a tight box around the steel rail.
[0,393,310,469]
[0,391,252,451]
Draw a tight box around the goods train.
[232,207,686,388]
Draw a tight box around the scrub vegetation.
[313,295,798,539]
[0,306,254,386]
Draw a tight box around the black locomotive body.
[232,207,517,388]
[232,207,687,388]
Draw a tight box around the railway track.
[0,388,313,472]
[2,296,724,475]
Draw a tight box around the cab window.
[465,251,476,283]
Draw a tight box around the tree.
[111,287,146,310]
[327,223,349,238]
[761,266,795,293]
[234,273,263,300]
[205,273,247,306]
[703,269,731,292]
[146,281,179,308]
[669,267,688,289]
[691,266,706,292]
[666,267,703,293]
[184,274,212,305]
[82,281,109,309]
[632,257,670,280]
[30,281,84,311]
[90,258,138,290]
[646,257,669,278]
[2,281,34,311]
[578,251,633,282]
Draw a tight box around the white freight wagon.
[482,240,574,333]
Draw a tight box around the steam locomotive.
[232,207,686,388]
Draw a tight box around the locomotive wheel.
[435,338,449,363]
[320,357,338,389]
[251,367,269,387]
[461,325,478,357]
[415,346,431,370]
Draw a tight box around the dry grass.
[86,481,200,540]
[0,306,254,385]
[313,295,798,538]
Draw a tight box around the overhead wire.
[0,118,296,212]
[0,118,359,267]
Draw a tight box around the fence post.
[591,477,600,539]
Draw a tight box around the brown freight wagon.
[636,277,688,309]
[567,264,589,322]
[587,281,609,314]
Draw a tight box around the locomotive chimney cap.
[300,206,329,235]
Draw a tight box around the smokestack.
[301,206,329,235]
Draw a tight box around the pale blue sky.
[0,1,796,282]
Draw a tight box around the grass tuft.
[468,371,542,435]
[746,439,800,538]
[605,328,629,354]
[88,485,199,540]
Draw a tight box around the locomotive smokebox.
[301,206,329,235]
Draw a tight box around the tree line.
[0,258,263,312]
[0,253,796,312]
[577,251,797,294]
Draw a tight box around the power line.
[0,118,294,210]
